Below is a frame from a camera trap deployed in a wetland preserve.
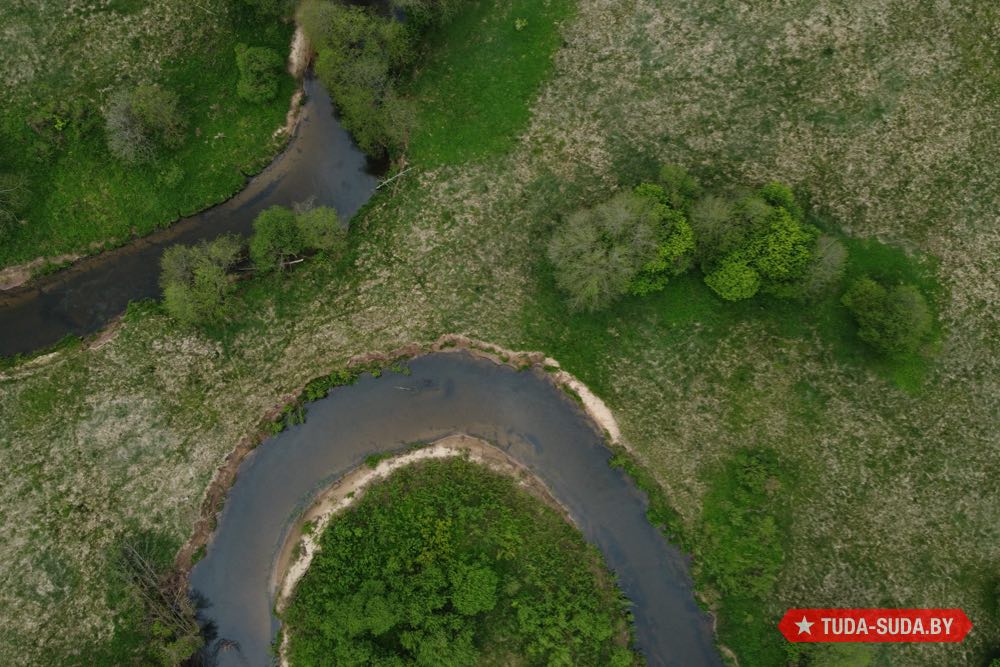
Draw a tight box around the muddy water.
[189,353,721,667]
[0,77,380,358]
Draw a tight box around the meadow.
[0,0,295,269]
[0,0,997,665]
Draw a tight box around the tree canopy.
[159,234,243,325]
[284,458,637,667]
[547,191,660,312]
[842,276,932,356]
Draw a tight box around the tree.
[300,0,414,154]
[629,183,695,295]
[295,204,347,255]
[657,163,702,212]
[249,206,303,272]
[159,235,243,325]
[841,276,932,356]
[704,255,760,301]
[695,184,819,301]
[547,191,659,311]
[236,44,283,103]
[105,84,186,163]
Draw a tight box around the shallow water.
[189,353,721,667]
[0,77,379,357]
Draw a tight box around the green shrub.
[697,185,818,301]
[295,205,346,255]
[284,458,637,666]
[629,182,695,295]
[704,255,760,301]
[547,191,659,311]
[159,234,243,325]
[249,206,303,272]
[235,44,283,103]
[842,276,932,356]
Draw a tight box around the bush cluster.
[547,164,932,356]
[160,234,243,326]
[284,458,637,666]
[160,205,344,325]
[298,0,461,155]
[298,1,414,155]
[842,276,932,356]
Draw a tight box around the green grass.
[405,0,575,165]
[519,228,941,398]
[284,458,638,666]
[0,1,996,665]
[0,8,295,268]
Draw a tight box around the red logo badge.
[779,608,973,643]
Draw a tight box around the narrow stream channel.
[0,77,380,358]
[189,353,721,667]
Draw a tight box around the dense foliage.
[159,234,243,325]
[842,276,932,356]
[298,1,416,155]
[546,165,933,356]
[696,182,819,301]
[284,458,637,667]
[235,44,283,104]
[159,205,344,324]
[249,207,303,272]
[249,204,345,272]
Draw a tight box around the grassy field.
[405,0,575,165]
[285,458,637,666]
[0,1,295,269]
[0,0,997,665]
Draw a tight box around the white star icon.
[795,616,814,634]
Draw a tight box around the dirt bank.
[173,335,624,583]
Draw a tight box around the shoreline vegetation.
[0,0,997,665]
[0,1,300,281]
[272,434,635,666]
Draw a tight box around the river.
[189,352,722,667]
[0,77,380,358]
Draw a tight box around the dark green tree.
[841,276,932,355]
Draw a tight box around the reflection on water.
[0,77,380,357]
[189,353,721,667]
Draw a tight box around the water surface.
[189,353,721,667]
[0,77,379,357]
